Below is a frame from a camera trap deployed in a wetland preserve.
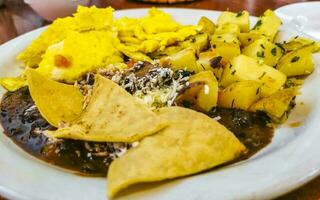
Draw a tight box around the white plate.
[1,8,320,200]
[275,2,320,40]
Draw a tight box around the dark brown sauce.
[0,87,129,177]
[0,87,273,177]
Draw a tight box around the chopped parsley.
[271,47,277,56]
[275,43,285,53]
[252,20,262,30]
[236,11,244,17]
[257,51,265,58]
[259,72,267,79]
[291,56,300,63]
[260,44,265,49]
[256,87,261,95]
[182,100,191,108]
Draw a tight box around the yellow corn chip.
[0,77,26,92]
[107,107,246,197]
[47,75,167,142]
[26,69,83,127]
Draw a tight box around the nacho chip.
[26,69,83,127]
[107,107,246,197]
[47,75,167,142]
[0,77,26,92]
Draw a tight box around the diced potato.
[215,23,240,35]
[189,71,219,111]
[249,87,299,123]
[198,16,216,35]
[180,33,209,55]
[217,11,250,32]
[160,48,200,72]
[196,51,228,80]
[282,37,320,53]
[276,45,314,77]
[211,33,241,61]
[250,10,282,41]
[242,38,284,66]
[175,82,205,110]
[238,32,268,47]
[218,81,262,110]
[220,55,287,97]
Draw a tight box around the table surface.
[0,0,320,199]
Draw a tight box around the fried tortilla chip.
[26,69,83,127]
[107,107,246,197]
[47,75,167,142]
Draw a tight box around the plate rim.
[0,8,320,200]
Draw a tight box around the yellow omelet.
[37,30,124,82]
[17,6,114,67]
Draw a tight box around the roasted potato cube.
[198,16,216,35]
[189,71,219,111]
[276,45,314,77]
[218,81,262,110]
[211,33,241,61]
[217,11,250,32]
[160,48,200,73]
[281,37,320,53]
[175,82,205,111]
[249,87,299,123]
[220,55,287,97]
[215,23,240,35]
[250,10,282,41]
[180,33,209,55]
[238,32,268,47]
[196,51,228,80]
[242,38,284,66]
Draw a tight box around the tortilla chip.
[26,69,83,127]
[0,77,26,92]
[107,107,246,197]
[47,75,167,142]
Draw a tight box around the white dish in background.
[0,8,320,200]
[24,0,90,21]
[275,2,320,40]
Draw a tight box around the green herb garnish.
[271,47,277,56]
[257,51,265,58]
[291,56,300,63]
[236,11,244,17]
[252,20,262,30]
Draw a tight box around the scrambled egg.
[1,6,201,89]
[37,31,123,82]
[17,6,114,68]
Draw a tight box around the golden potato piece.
[218,80,262,110]
[47,75,167,142]
[249,87,299,123]
[107,107,246,197]
[26,69,83,127]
